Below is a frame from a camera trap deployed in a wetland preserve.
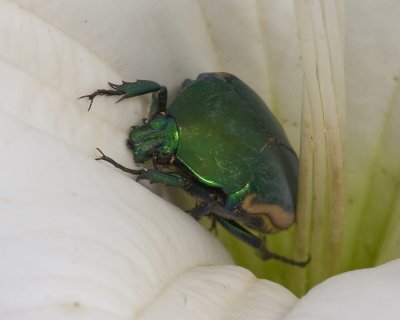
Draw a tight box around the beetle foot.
[95,148,143,176]
[79,87,124,111]
[257,241,311,267]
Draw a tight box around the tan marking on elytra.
[214,72,233,78]
[242,193,295,233]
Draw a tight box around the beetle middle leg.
[95,148,143,175]
[95,149,217,196]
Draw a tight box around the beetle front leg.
[79,88,124,111]
[80,80,166,114]
[148,86,167,118]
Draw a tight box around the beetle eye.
[156,152,173,163]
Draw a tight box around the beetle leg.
[187,204,218,234]
[184,183,217,204]
[190,200,244,223]
[95,148,143,175]
[96,148,191,188]
[257,236,311,267]
[189,201,214,220]
[79,88,125,111]
[148,86,167,118]
[209,203,248,222]
[216,217,310,267]
[80,80,166,114]
[96,147,221,203]
[136,169,188,187]
[215,216,261,248]
[208,215,218,234]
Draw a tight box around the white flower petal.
[0,112,297,319]
[3,1,400,318]
[343,0,400,269]
[0,0,137,164]
[284,259,400,320]
[12,0,304,143]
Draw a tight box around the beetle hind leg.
[216,217,310,267]
[257,238,311,267]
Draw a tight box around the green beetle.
[81,72,309,266]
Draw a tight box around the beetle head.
[129,114,179,163]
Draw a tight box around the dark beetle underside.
[81,72,309,267]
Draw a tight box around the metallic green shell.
[168,73,298,215]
